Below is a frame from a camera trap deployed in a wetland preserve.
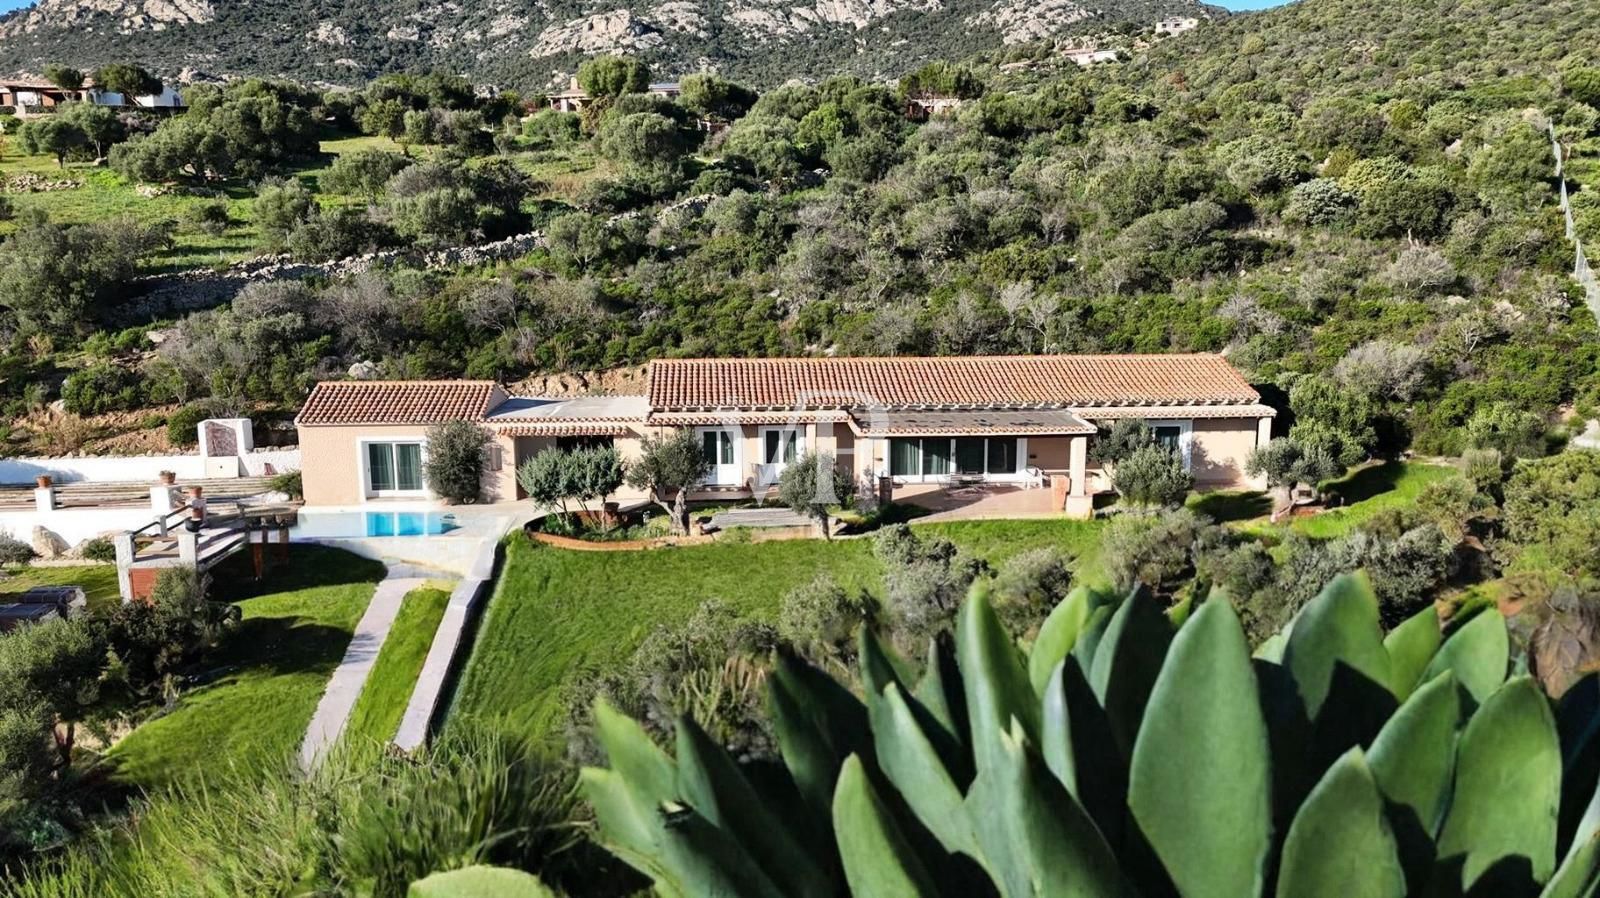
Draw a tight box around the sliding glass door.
[886,437,1023,481]
[366,441,424,495]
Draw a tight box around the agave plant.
[581,573,1600,897]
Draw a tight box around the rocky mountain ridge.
[0,0,1219,88]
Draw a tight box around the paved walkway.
[299,572,427,770]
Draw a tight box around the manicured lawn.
[1225,461,1463,540]
[450,519,1103,741]
[344,583,452,747]
[0,563,121,611]
[108,546,384,790]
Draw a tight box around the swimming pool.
[364,511,460,536]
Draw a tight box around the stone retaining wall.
[119,231,547,322]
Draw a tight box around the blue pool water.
[365,511,460,537]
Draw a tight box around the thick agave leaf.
[959,584,1041,776]
[582,768,787,897]
[1284,572,1392,718]
[862,629,970,786]
[407,866,556,898]
[915,632,969,753]
[1028,586,1097,695]
[965,719,1124,898]
[833,754,944,897]
[1543,773,1600,898]
[1071,604,1115,680]
[676,717,835,898]
[1422,609,1510,706]
[1559,676,1600,853]
[1128,599,1271,898]
[594,697,678,804]
[1385,605,1443,701]
[1437,676,1562,892]
[768,651,870,827]
[1254,631,1289,663]
[1089,587,1174,759]
[1275,748,1407,898]
[1039,652,1129,849]
[1367,672,1462,890]
[867,681,980,859]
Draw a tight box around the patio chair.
[1021,466,1045,490]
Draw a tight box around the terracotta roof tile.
[295,381,504,426]
[648,355,1260,410]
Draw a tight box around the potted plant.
[34,475,52,489]
[158,470,177,485]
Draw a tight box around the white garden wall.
[0,449,301,486]
[0,507,166,547]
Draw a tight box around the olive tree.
[624,429,709,536]
[517,445,626,524]
[1246,437,1343,522]
[423,420,493,503]
[1112,443,1194,509]
[777,451,855,539]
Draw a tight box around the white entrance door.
[699,428,740,486]
[757,427,803,485]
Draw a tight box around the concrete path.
[299,572,427,770]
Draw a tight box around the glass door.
[921,439,952,477]
[366,442,425,495]
[955,438,986,475]
[700,429,739,485]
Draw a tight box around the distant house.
[85,83,186,110]
[1064,48,1122,66]
[546,77,683,112]
[1155,17,1201,36]
[294,354,1276,519]
[0,78,185,115]
[0,80,71,112]
[905,95,966,121]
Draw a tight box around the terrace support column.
[33,485,55,513]
[177,530,199,567]
[1064,434,1093,520]
[1250,416,1275,490]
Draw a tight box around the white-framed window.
[361,439,427,498]
[696,426,742,486]
[1148,419,1194,470]
[759,426,804,465]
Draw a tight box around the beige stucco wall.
[300,424,437,507]
[1191,417,1268,487]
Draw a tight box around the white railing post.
[177,530,199,566]
[114,533,136,603]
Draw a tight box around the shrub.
[269,469,303,500]
[1111,443,1194,508]
[182,201,232,237]
[1502,451,1600,579]
[253,177,316,252]
[1463,402,1546,459]
[423,420,492,504]
[78,537,116,562]
[988,546,1074,636]
[165,399,238,447]
[321,149,411,199]
[777,574,877,670]
[61,364,144,415]
[0,533,36,566]
[0,196,13,222]
[1100,506,1213,594]
[872,525,987,656]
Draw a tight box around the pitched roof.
[295,381,505,426]
[648,355,1260,411]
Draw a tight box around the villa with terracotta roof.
[293,354,1276,518]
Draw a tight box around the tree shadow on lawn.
[207,544,388,600]
[1322,461,1409,505]
[1189,490,1272,524]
